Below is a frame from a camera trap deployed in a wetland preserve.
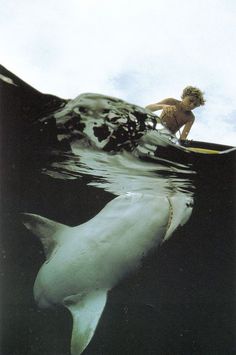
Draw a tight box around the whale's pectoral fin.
[21,213,68,259]
[64,290,108,355]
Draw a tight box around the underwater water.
[1,138,235,355]
[0,65,235,354]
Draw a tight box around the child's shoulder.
[185,111,195,121]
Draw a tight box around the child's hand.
[162,105,177,116]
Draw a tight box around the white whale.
[22,193,193,355]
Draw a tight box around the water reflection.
[43,142,195,199]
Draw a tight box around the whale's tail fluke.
[64,290,108,355]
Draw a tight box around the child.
[145,86,205,140]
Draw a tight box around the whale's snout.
[163,195,194,242]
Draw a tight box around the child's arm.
[145,98,177,115]
[180,118,195,140]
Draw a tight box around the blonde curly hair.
[181,86,205,106]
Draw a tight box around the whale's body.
[22,193,193,355]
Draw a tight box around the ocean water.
[1,128,235,355]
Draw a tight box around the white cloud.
[1,0,236,145]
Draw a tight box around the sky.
[1,0,236,146]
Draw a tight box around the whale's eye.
[186,201,193,208]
